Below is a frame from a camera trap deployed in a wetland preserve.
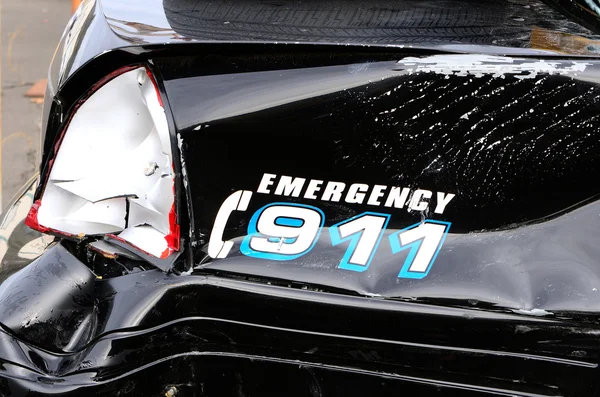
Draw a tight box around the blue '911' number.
[240,203,325,261]
[239,202,450,279]
[389,220,451,279]
[329,212,391,273]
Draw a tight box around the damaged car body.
[5,0,600,395]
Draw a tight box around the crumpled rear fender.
[0,182,599,395]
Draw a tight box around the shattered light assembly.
[25,66,180,259]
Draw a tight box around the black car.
[2,0,600,395]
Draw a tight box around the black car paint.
[1,233,600,396]
[7,0,600,395]
[160,53,600,310]
[40,0,600,161]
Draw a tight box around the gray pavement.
[1,0,71,207]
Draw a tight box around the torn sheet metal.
[105,232,181,272]
[88,240,142,260]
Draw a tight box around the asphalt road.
[0,0,71,208]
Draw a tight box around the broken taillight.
[26,66,179,259]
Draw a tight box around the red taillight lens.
[26,66,179,259]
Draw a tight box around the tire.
[162,0,593,46]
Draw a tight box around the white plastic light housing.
[26,67,179,259]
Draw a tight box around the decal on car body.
[208,173,453,279]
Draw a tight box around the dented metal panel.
[10,0,600,394]
[157,52,600,312]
